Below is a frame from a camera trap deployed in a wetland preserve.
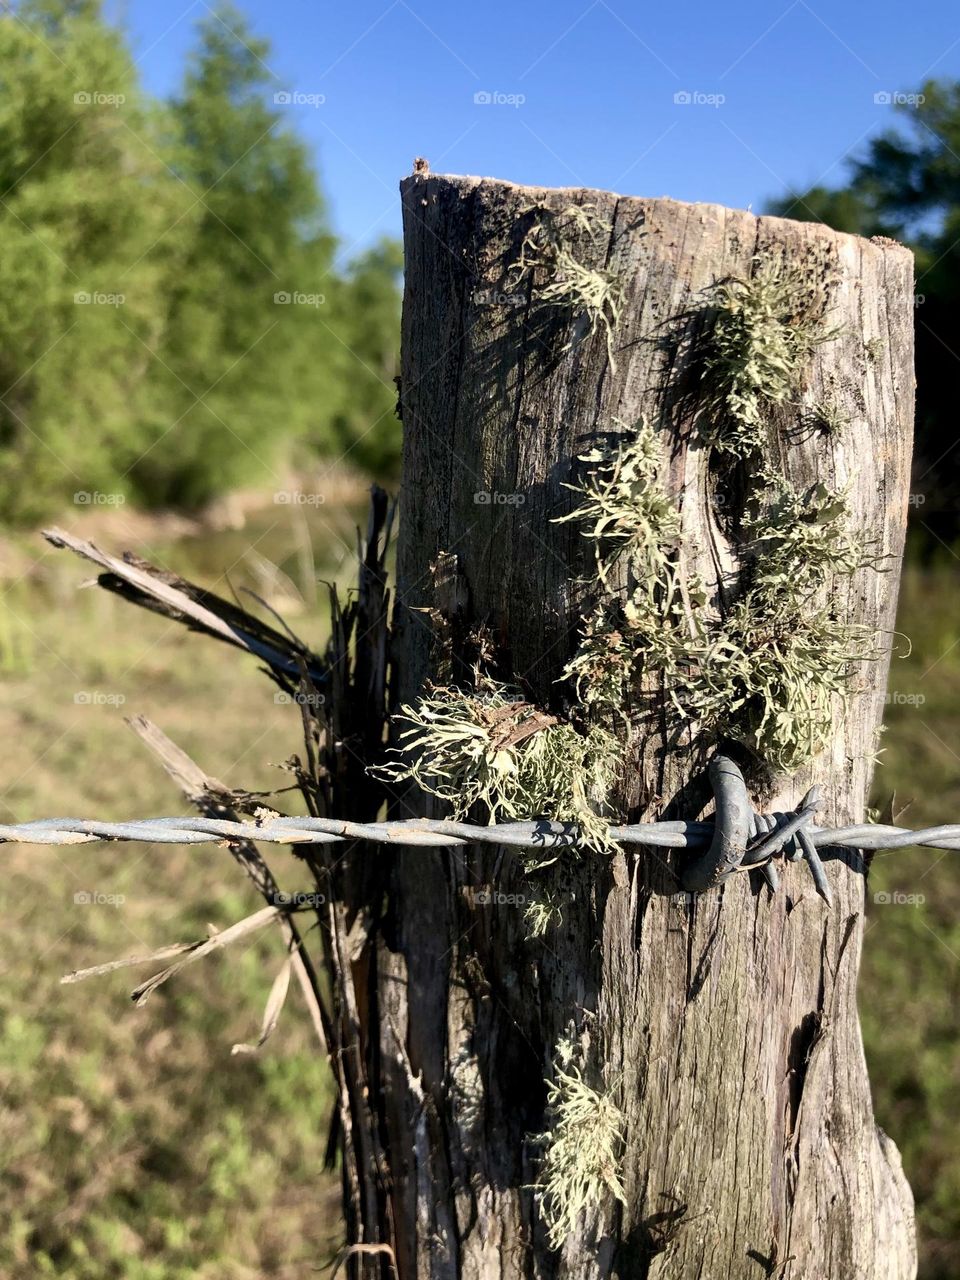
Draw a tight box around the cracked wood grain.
[365,173,916,1279]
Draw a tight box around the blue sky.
[109,0,959,259]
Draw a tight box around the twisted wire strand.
[1,813,957,852]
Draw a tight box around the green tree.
[129,4,342,508]
[0,2,403,522]
[0,0,188,520]
[319,237,403,477]
[769,80,960,535]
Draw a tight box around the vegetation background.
[0,1,957,1277]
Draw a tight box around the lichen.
[373,680,620,854]
[377,246,871,843]
[742,475,878,587]
[806,397,849,438]
[534,1036,627,1250]
[510,204,623,369]
[556,417,680,587]
[560,429,878,772]
[524,888,566,938]
[556,419,697,717]
[696,252,840,457]
[669,593,874,771]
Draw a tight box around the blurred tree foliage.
[768,80,960,543]
[321,237,404,475]
[0,0,401,522]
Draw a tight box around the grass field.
[0,503,956,1277]
[860,556,960,1279]
[0,500,357,1279]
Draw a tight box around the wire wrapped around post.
[2,750,958,908]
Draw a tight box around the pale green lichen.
[742,475,879,588]
[560,429,877,772]
[377,247,867,831]
[373,681,620,854]
[558,424,695,717]
[556,417,680,586]
[670,593,874,771]
[524,888,566,938]
[557,419,697,716]
[534,1037,627,1250]
[697,253,840,457]
[806,397,850,438]
[510,204,624,369]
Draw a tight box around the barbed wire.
[5,756,951,907]
[2,809,956,853]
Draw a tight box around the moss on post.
[374,679,620,856]
[508,203,624,369]
[533,1034,627,1251]
[695,250,841,457]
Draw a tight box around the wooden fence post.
[360,173,916,1279]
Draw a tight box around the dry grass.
[0,504,362,1279]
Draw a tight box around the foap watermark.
[274,690,326,708]
[474,490,526,506]
[674,90,725,108]
[710,490,738,512]
[476,890,526,906]
[274,489,325,506]
[74,890,126,907]
[884,690,926,707]
[74,491,125,506]
[671,886,727,906]
[74,91,125,107]
[274,290,325,307]
[908,492,926,507]
[74,690,126,707]
[874,890,925,906]
[270,890,326,908]
[74,291,125,307]
[274,90,326,108]
[874,91,925,107]
[474,288,525,307]
[473,90,525,107]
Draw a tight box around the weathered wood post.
[365,174,916,1278]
